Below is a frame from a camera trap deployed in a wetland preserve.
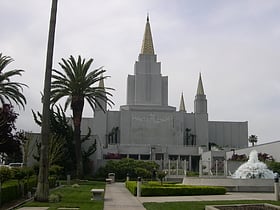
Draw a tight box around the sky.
[1,0,280,145]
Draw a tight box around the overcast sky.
[1,0,280,145]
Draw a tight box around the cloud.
[1,0,280,144]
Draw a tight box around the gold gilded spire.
[141,15,155,55]
[196,73,205,95]
[179,92,186,112]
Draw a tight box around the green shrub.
[135,167,151,179]
[49,176,57,188]
[0,166,11,184]
[1,182,21,204]
[72,183,80,188]
[49,165,63,178]
[125,181,137,196]
[96,158,159,180]
[49,193,61,203]
[125,181,226,196]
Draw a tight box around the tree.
[248,135,258,147]
[36,0,58,202]
[0,53,27,109]
[0,104,22,163]
[157,171,167,185]
[51,55,114,178]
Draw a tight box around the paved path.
[104,182,145,210]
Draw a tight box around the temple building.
[81,16,248,172]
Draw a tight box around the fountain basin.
[182,177,274,192]
[205,203,280,210]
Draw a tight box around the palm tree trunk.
[72,98,84,178]
[35,0,58,201]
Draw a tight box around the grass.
[19,181,105,210]
[143,200,280,210]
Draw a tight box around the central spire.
[141,15,155,55]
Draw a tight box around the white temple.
[81,16,248,172]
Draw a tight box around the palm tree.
[249,135,258,147]
[0,53,27,109]
[51,55,114,178]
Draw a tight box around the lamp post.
[275,173,279,201]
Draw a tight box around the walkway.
[104,182,145,210]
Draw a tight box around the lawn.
[20,181,105,210]
[143,200,280,210]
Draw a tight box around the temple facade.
[81,16,248,172]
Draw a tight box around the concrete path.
[104,182,145,210]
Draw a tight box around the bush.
[0,166,12,184]
[95,158,159,180]
[125,181,137,195]
[72,183,80,188]
[49,165,63,178]
[125,181,226,196]
[49,193,61,203]
[267,161,280,175]
[1,182,21,204]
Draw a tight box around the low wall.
[183,177,274,192]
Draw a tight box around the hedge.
[1,176,56,206]
[126,181,226,196]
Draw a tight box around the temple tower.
[125,16,169,108]
[194,73,209,147]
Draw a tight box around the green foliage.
[0,53,27,109]
[12,167,26,181]
[0,105,23,162]
[96,158,159,180]
[0,166,11,183]
[1,182,21,204]
[135,167,152,179]
[48,193,61,203]
[157,171,167,185]
[125,181,226,196]
[32,105,75,173]
[1,177,37,205]
[267,161,280,175]
[49,165,63,178]
[125,181,137,195]
[72,183,80,188]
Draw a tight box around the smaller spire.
[196,73,205,95]
[179,92,186,112]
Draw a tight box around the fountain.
[232,150,275,179]
[182,150,276,192]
